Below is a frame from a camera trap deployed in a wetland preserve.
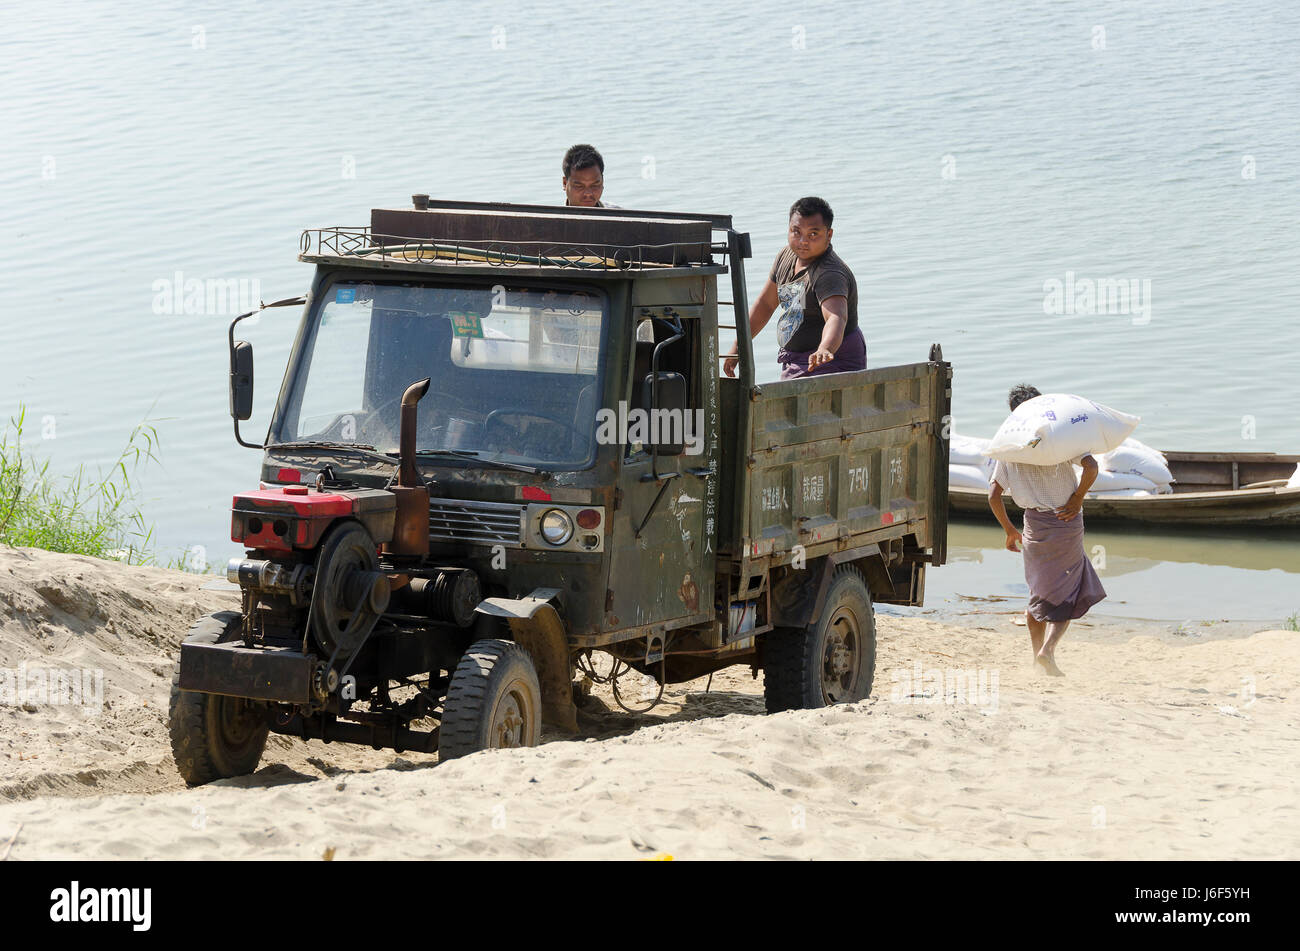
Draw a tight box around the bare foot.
[1035,651,1065,677]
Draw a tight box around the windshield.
[273,279,606,468]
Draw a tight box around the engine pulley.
[309,522,389,660]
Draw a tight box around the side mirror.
[642,371,687,456]
[230,340,254,421]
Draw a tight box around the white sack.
[949,463,994,490]
[983,394,1139,465]
[949,433,992,466]
[1077,466,1158,492]
[1098,437,1174,487]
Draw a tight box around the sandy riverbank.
[0,546,1296,859]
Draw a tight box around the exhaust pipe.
[399,378,431,488]
[387,378,431,557]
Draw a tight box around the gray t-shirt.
[991,456,1086,512]
[768,245,859,354]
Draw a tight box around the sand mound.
[1,547,1296,859]
[0,547,415,801]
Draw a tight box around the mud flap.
[475,588,579,733]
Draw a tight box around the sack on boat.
[983,394,1139,466]
[950,433,991,466]
[1288,464,1300,489]
[1085,487,1155,498]
[1098,437,1173,487]
[949,462,994,490]
[1077,466,1158,492]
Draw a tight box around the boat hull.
[948,485,1300,527]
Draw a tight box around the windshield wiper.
[268,441,541,474]
[415,449,539,474]
[267,441,399,467]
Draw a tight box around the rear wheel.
[438,639,542,761]
[168,612,270,786]
[764,565,877,713]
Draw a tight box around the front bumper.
[179,635,316,703]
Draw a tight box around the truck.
[168,198,951,784]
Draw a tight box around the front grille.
[428,499,525,547]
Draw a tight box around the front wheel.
[168,612,270,786]
[763,565,877,713]
[438,639,542,761]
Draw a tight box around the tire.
[763,565,877,714]
[438,639,542,761]
[168,611,270,786]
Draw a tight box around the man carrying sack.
[986,384,1110,676]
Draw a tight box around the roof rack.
[298,199,739,274]
[299,227,731,272]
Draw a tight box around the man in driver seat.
[561,144,619,209]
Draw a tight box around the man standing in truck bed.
[723,196,865,380]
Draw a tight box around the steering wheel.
[483,407,585,445]
[339,395,407,447]
[359,395,404,429]
[354,390,466,445]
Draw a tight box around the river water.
[1,0,1297,617]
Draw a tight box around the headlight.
[539,509,574,545]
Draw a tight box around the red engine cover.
[232,484,399,552]
[235,487,356,517]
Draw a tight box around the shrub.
[0,405,160,564]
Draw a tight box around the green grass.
[1286,613,1299,633]
[0,404,161,565]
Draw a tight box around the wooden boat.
[948,450,1300,527]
